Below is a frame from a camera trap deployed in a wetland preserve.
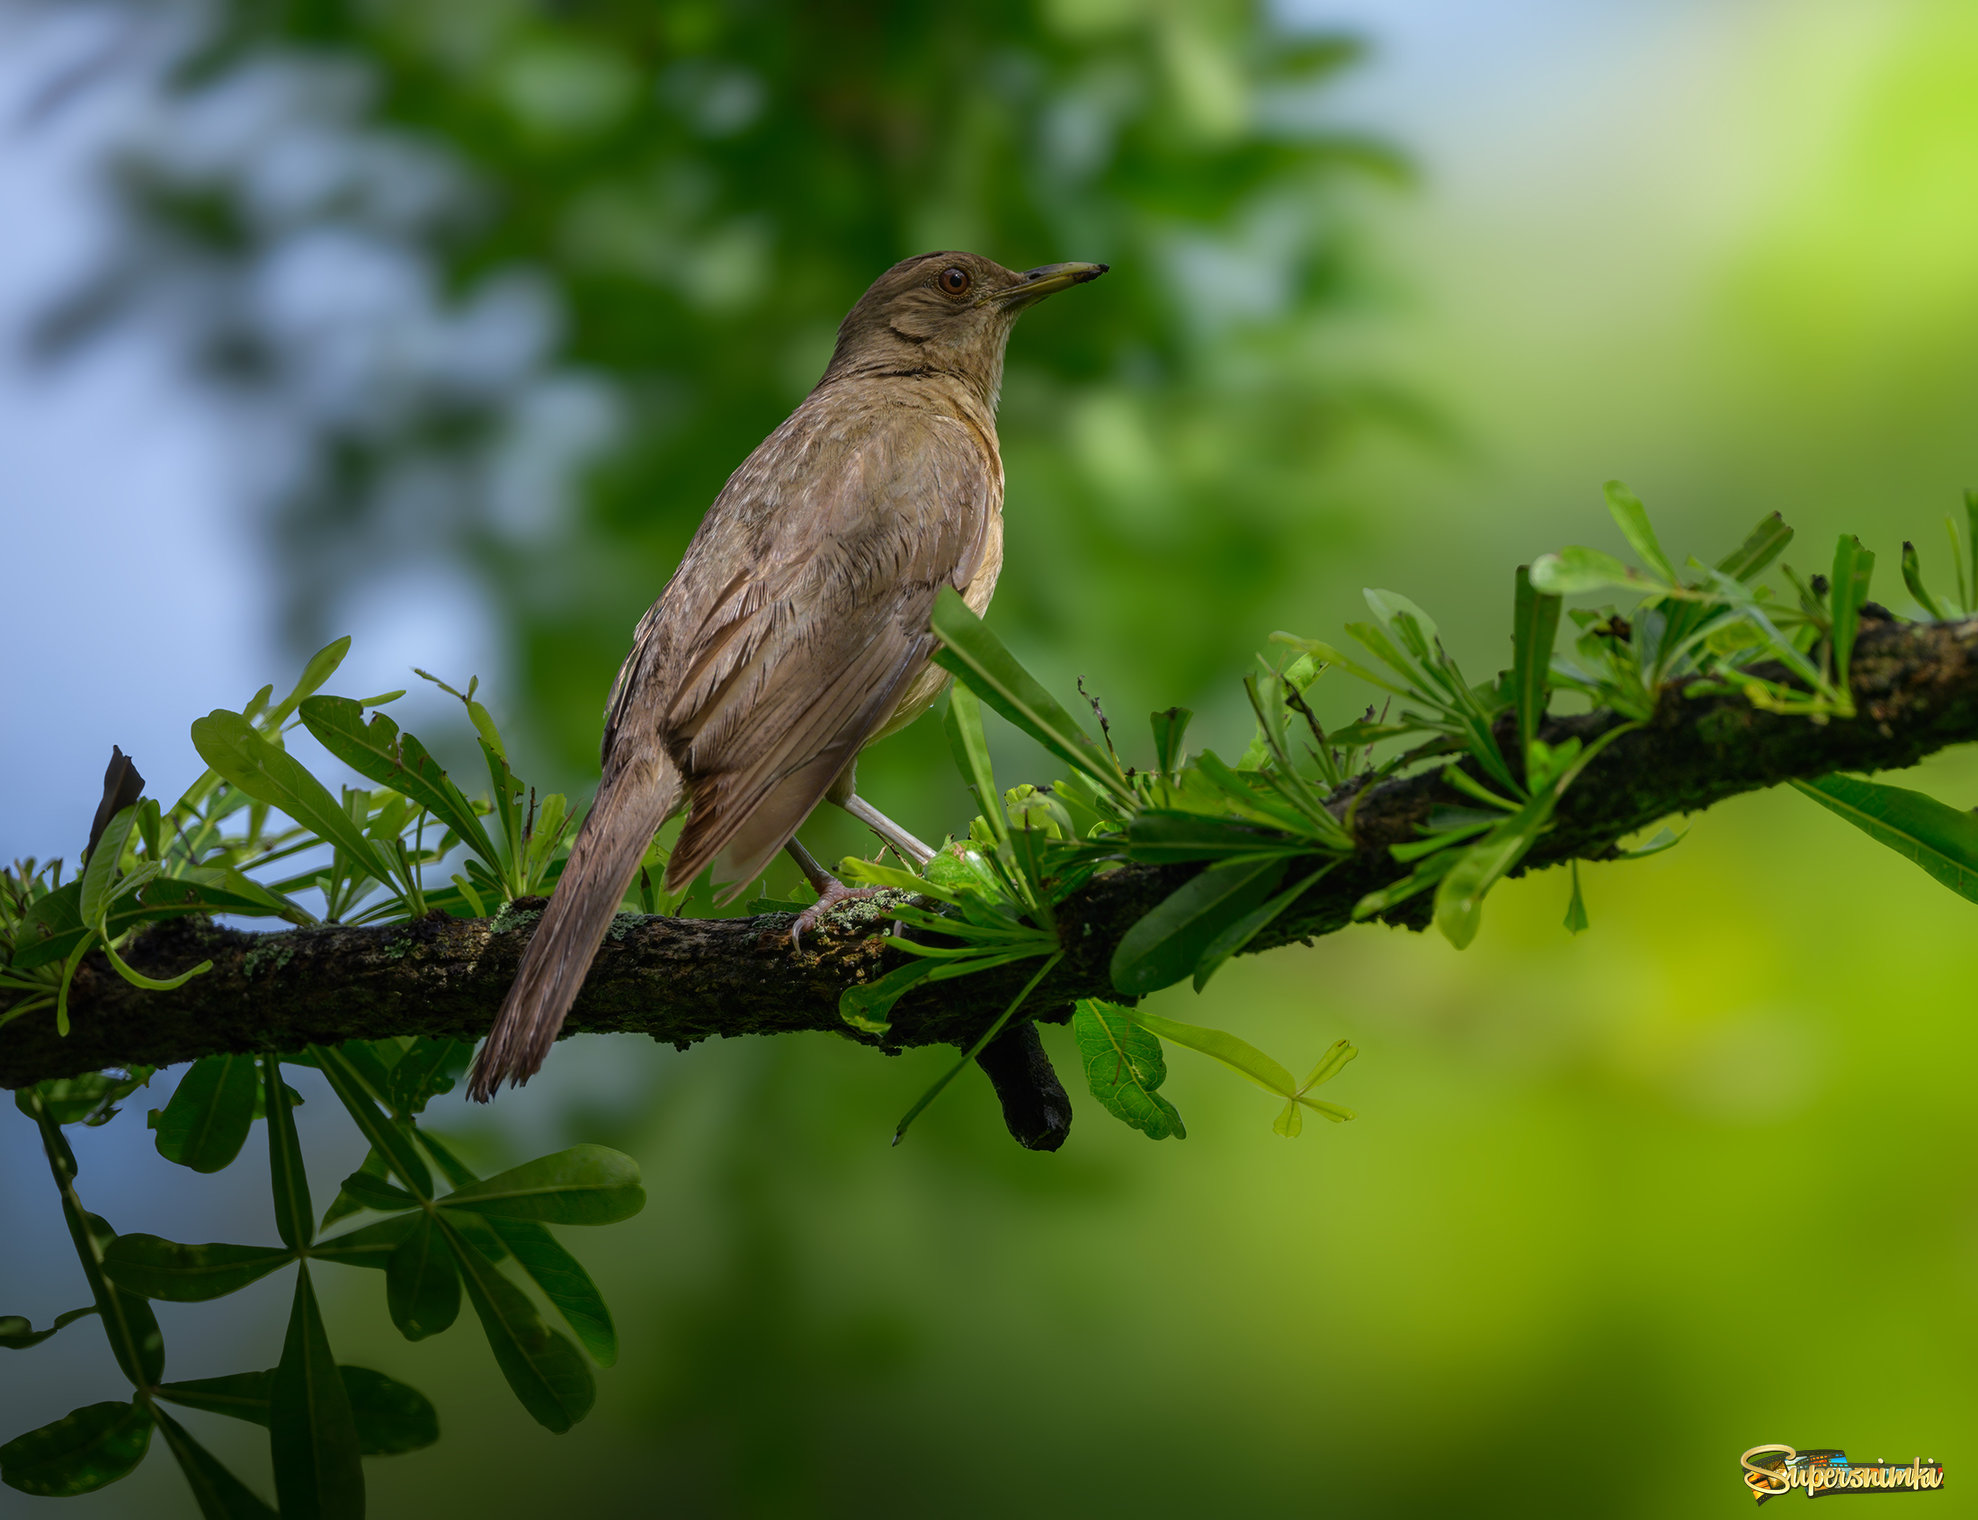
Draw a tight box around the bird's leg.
[826,760,936,866]
[782,836,884,951]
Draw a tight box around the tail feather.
[467,750,682,1101]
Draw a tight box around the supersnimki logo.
[1742,1446,1944,1502]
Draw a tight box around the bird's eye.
[938,266,972,297]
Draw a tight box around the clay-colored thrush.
[469,251,1107,1100]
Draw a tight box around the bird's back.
[602,374,1002,892]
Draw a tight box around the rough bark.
[7,613,1977,1091]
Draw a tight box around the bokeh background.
[6,1,1978,1514]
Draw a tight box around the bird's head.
[821,251,1108,408]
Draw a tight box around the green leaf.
[0,1305,96,1350]
[484,1218,618,1367]
[79,804,138,932]
[298,697,500,867]
[1125,1008,1296,1098]
[263,1056,313,1252]
[386,1214,461,1341]
[320,1148,391,1230]
[1150,706,1194,775]
[437,1215,595,1433]
[1432,793,1555,950]
[1191,862,1335,991]
[336,1167,417,1214]
[311,1045,432,1197]
[269,1265,363,1520]
[930,588,1132,802]
[310,1212,422,1269]
[1901,540,1946,620]
[263,637,351,730]
[893,952,1064,1145]
[1122,810,1308,863]
[1511,565,1562,765]
[1563,860,1590,934]
[437,1144,644,1226]
[1071,999,1185,1140]
[102,1236,295,1302]
[1828,534,1875,699]
[1794,774,1978,903]
[1110,857,1287,995]
[943,682,1009,855]
[156,1367,438,1459]
[0,1398,152,1497]
[1603,480,1677,582]
[385,1038,471,1115]
[137,866,308,924]
[153,1408,277,1519]
[1527,546,1646,597]
[152,1054,258,1173]
[837,957,943,1034]
[1716,511,1794,583]
[5,878,164,969]
[189,711,392,883]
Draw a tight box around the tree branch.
[7,614,1977,1091]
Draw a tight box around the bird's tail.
[467,749,683,1101]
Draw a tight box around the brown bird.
[468,251,1107,1100]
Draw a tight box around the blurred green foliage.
[74,0,1403,804]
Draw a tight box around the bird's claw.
[789,881,885,951]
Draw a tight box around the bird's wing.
[647,403,995,894]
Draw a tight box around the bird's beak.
[995,261,1109,306]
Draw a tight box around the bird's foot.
[789,879,886,951]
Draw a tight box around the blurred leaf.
[189,710,391,883]
[263,1056,313,1252]
[298,697,499,867]
[151,1054,258,1173]
[1071,998,1185,1140]
[1828,534,1875,697]
[269,1266,363,1520]
[0,1305,96,1351]
[1794,773,1978,902]
[1563,860,1590,934]
[102,1236,294,1302]
[1717,512,1794,583]
[157,1368,437,1459]
[931,588,1132,803]
[1603,480,1677,582]
[437,1144,644,1225]
[438,1216,594,1433]
[153,1408,277,1519]
[1902,540,1945,619]
[1150,706,1194,775]
[0,1398,152,1497]
[337,1168,417,1214]
[386,1215,461,1341]
[1111,857,1286,995]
